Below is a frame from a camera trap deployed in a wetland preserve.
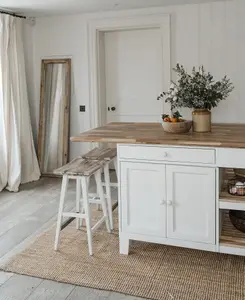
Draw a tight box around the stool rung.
[80,194,102,204]
[102,182,118,188]
[62,212,86,218]
[91,216,107,232]
[88,193,97,198]
[89,199,101,205]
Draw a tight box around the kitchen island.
[71,122,245,256]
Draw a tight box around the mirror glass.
[38,59,71,175]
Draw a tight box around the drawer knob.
[163,152,168,157]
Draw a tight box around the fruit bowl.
[162,120,192,133]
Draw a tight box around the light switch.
[80,105,85,112]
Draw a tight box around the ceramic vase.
[192,109,211,132]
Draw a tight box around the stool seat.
[54,158,104,176]
[82,147,117,161]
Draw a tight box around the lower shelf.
[220,212,245,248]
[219,169,245,210]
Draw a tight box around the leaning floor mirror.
[38,58,71,176]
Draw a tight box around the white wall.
[29,0,245,159]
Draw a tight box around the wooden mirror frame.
[37,58,71,176]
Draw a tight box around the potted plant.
[157,64,234,132]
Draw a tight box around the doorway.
[87,13,171,129]
[99,27,164,124]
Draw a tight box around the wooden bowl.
[229,210,245,233]
[162,120,192,134]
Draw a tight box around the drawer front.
[118,145,215,164]
[216,148,245,168]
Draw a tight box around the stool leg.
[95,170,111,233]
[81,176,93,256]
[79,200,85,228]
[104,163,113,230]
[96,183,102,211]
[113,157,118,179]
[79,177,88,228]
[54,175,69,250]
[76,178,81,230]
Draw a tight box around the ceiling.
[0,0,229,17]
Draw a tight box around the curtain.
[0,14,40,192]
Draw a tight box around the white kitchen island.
[71,122,245,256]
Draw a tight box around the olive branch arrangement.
[157,64,234,112]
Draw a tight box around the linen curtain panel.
[0,14,40,192]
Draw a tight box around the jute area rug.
[2,209,245,300]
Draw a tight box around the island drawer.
[118,145,216,164]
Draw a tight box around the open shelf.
[220,211,245,249]
[219,169,245,210]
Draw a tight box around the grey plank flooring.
[0,272,13,286]
[66,286,110,300]
[25,280,75,300]
[0,177,145,300]
[0,274,42,300]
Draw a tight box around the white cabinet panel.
[120,162,166,237]
[166,165,216,244]
[216,148,245,168]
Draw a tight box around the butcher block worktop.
[71,122,245,148]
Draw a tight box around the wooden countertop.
[71,122,245,148]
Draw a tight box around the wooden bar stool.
[82,147,117,230]
[53,158,111,256]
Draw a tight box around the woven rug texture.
[2,210,245,300]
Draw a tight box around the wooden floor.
[0,177,144,300]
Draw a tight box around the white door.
[120,161,166,237]
[104,28,163,123]
[166,165,216,244]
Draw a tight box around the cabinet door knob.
[160,199,166,205]
[167,200,173,206]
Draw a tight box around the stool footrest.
[89,199,102,205]
[91,216,107,232]
[62,212,86,218]
[101,182,118,188]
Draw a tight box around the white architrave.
[86,13,171,129]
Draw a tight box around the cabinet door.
[166,165,215,244]
[120,162,166,237]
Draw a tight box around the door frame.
[86,12,171,130]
